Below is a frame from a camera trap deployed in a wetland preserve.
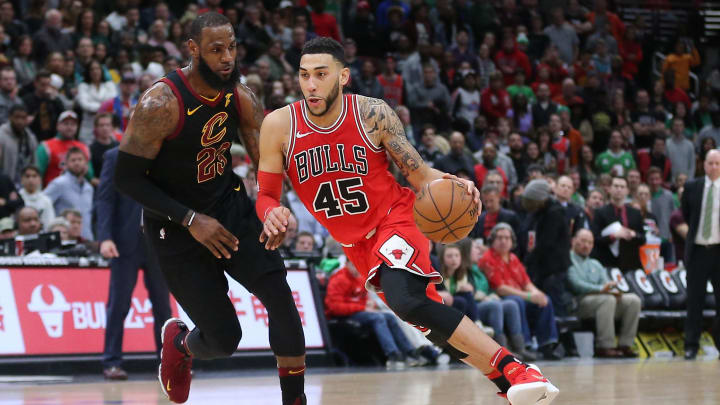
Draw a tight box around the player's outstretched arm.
[115,82,239,259]
[256,107,292,250]
[356,95,479,206]
[235,83,264,169]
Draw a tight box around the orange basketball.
[413,179,481,244]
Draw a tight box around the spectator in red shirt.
[481,71,511,125]
[494,35,531,86]
[478,223,561,360]
[619,25,642,79]
[475,143,508,194]
[324,261,420,367]
[309,0,341,42]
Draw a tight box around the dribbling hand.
[441,173,481,218]
[188,213,239,259]
[260,206,292,250]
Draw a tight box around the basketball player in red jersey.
[114,13,306,405]
[256,37,559,405]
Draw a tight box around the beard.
[198,54,241,91]
[304,81,341,117]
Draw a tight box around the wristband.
[526,292,531,301]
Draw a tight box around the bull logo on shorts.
[391,249,406,260]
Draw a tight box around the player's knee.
[212,322,242,357]
[383,289,423,323]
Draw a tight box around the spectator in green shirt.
[506,69,536,103]
[595,129,636,176]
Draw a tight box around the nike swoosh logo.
[234,184,242,191]
[296,131,313,139]
[166,380,171,392]
[288,367,306,375]
[187,105,202,116]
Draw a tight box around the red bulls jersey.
[285,94,409,245]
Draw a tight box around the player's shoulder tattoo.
[121,82,179,158]
[356,95,422,178]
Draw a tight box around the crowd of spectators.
[0,0,715,360]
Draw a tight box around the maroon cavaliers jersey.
[285,94,411,245]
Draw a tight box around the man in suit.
[591,176,646,271]
[469,183,524,256]
[522,179,572,316]
[681,149,720,360]
[96,147,171,379]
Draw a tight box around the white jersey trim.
[300,95,347,133]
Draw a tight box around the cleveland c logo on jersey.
[201,112,228,147]
[294,144,368,184]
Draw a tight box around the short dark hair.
[35,69,51,81]
[647,166,663,178]
[9,104,26,115]
[21,165,40,176]
[300,37,346,66]
[611,175,628,186]
[65,146,86,161]
[189,11,232,42]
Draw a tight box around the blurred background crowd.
[0,0,717,366]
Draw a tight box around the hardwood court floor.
[1,359,719,405]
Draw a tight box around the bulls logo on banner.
[610,268,630,293]
[635,270,654,294]
[659,270,678,294]
[27,284,71,338]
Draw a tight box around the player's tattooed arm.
[119,82,178,159]
[236,84,264,170]
[357,95,442,188]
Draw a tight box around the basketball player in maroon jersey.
[256,37,559,405]
[114,13,306,405]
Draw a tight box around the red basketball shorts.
[341,194,443,304]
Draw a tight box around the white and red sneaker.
[491,348,559,405]
[158,318,193,404]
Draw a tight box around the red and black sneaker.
[491,348,559,405]
[158,318,193,404]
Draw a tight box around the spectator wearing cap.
[591,176,645,271]
[0,104,37,184]
[44,148,94,240]
[31,9,73,65]
[98,73,138,132]
[351,60,384,100]
[481,71,511,126]
[22,70,65,141]
[77,60,117,144]
[377,54,403,109]
[0,216,15,239]
[451,69,480,129]
[522,179,573,316]
[36,111,95,186]
[18,165,54,229]
[494,34,531,87]
[543,7,579,65]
